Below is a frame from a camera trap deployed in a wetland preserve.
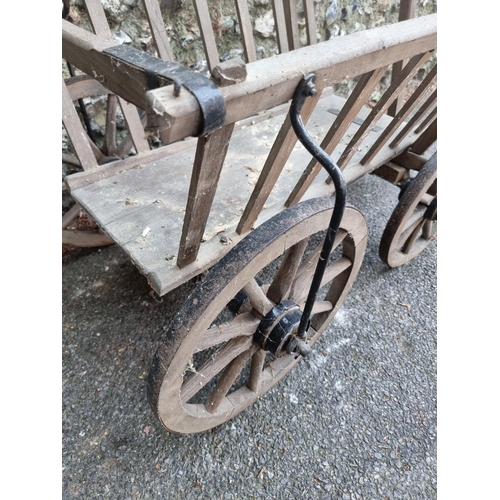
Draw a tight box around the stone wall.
[65,0,437,84]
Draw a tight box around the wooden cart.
[62,0,437,434]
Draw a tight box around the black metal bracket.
[290,73,347,339]
[104,45,226,136]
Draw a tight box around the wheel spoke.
[194,312,260,353]
[402,218,426,254]
[267,238,309,303]
[62,203,81,229]
[422,219,436,240]
[104,94,118,156]
[311,300,333,314]
[205,346,258,413]
[242,279,274,316]
[181,336,253,403]
[247,349,267,392]
[293,256,352,305]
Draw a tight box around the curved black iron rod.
[290,74,347,339]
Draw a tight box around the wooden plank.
[336,51,431,170]
[389,90,437,148]
[303,0,317,46]
[391,150,429,171]
[176,124,235,268]
[283,0,301,50]
[271,0,290,53]
[236,84,324,234]
[388,0,417,117]
[361,64,437,164]
[234,0,257,63]
[410,117,437,155]
[142,0,174,61]
[146,15,437,145]
[415,106,437,134]
[286,67,388,206]
[62,78,99,171]
[192,0,220,71]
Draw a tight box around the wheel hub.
[254,300,312,357]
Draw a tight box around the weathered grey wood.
[283,0,301,50]
[271,0,290,53]
[388,0,417,117]
[371,162,411,184]
[142,0,174,61]
[234,0,257,63]
[62,229,114,247]
[194,312,260,352]
[181,336,253,403]
[242,279,275,316]
[361,64,437,164]
[177,124,235,268]
[62,203,82,229]
[62,152,81,168]
[70,91,420,296]
[236,84,324,234]
[62,78,99,171]
[104,94,118,156]
[337,51,431,169]
[286,66,388,206]
[66,74,109,101]
[415,106,437,134]
[247,349,266,392]
[192,0,220,70]
[303,0,317,45]
[389,90,437,148]
[410,117,437,155]
[146,15,437,145]
[205,345,257,413]
[267,238,309,303]
[391,149,429,171]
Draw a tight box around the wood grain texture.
[192,0,220,70]
[235,0,257,62]
[177,124,235,268]
[142,0,174,61]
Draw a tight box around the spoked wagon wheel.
[379,152,437,268]
[147,197,368,434]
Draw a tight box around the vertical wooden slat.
[303,0,317,46]
[286,66,388,207]
[415,106,437,134]
[361,64,437,165]
[142,0,174,61]
[235,0,257,62]
[388,0,417,117]
[283,0,301,50]
[192,0,220,71]
[271,0,290,53]
[337,52,431,169]
[104,93,118,156]
[83,0,150,154]
[236,85,324,234]
[389,90,437,148]
[176,124,235,268]
[62,79,99,171]
[410,118,437,155]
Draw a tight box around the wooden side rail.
[146,15,436,145]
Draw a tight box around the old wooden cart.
[62,0,437,434]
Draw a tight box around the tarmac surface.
[62,172,437,499]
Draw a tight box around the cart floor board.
[71,92,421,295]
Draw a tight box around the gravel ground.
[62,173,437,499]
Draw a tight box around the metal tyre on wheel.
[379,152,437,268]
[147,197,368,434]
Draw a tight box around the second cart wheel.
[379,152,437,268]
[147,197,368,434]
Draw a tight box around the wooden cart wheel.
[147,197,368,434]
[379,152,437,268]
